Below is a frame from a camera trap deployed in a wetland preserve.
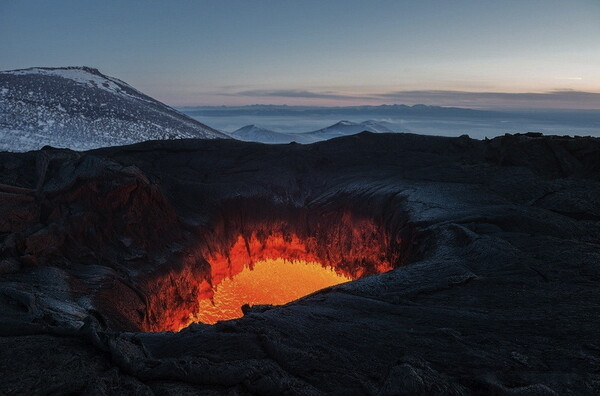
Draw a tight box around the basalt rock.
[0,132,599,394]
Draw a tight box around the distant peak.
[235,124,273,133]
[335,120,356,126]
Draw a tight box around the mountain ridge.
[229,124,315,144]
[226,120,405,144]
[305,120,395,137]
[181,103,505,118]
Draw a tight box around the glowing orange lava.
[150,225,395,331]
[191,258,352,324]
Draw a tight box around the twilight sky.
[1,0,599,109]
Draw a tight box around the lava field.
[1,132,599,394]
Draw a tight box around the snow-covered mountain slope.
[0,66,228,151]
[229,125,316,144]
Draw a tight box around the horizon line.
[175,103,600,112]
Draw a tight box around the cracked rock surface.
[0,132,599,394]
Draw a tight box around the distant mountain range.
[0,66,228,151]
[181,104,600,129]
[181,104,503,118]
[227,120,407,144]
[229,125,315,144]
[305,120,393,137]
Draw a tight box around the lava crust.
[1,132,599,394]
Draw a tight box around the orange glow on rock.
[147,219,399,331]
[191,258,351,324]
[187,229,393,325]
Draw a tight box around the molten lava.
[192,258,351,324]
[148,220,399,331]
[182,229,395,326]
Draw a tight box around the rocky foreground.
[0,132,599,394]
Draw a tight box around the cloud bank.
[232,89,600,109]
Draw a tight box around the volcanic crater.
[79,189,414,334]
[1,132,599,394]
